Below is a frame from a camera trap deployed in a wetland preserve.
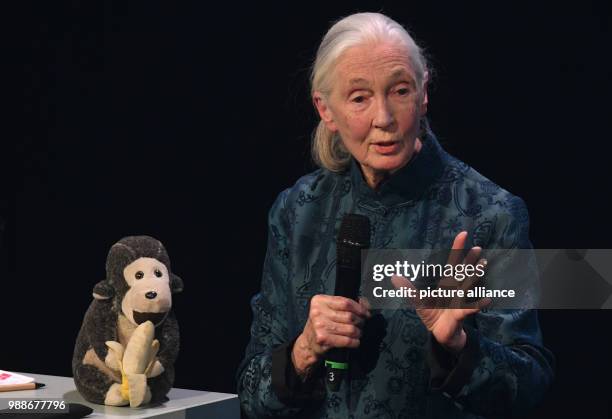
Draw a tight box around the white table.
[0,372,239,418]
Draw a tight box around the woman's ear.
[170,274,184,294]
[313,91,337,132]
[420,74,429,116]
[93,280,114,300]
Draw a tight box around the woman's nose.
[373,98,394,129]
[145,291,158,300]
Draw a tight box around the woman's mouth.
[372,141,401,155]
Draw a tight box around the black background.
[8,1,612,418]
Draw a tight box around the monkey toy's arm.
[86,280,119,364]
[151,311,180,374]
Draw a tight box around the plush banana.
[105,321,160,407]
[145,339,164,378]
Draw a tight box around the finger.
[464,246,482,266]
[459,258,488,295]
[452,231,468,250]
[456,257,487,289]
[324,322,362,339]
[310,294,333,313]
[439,251,484,288]
[448,231,468,266]
[314,331,360,349]
[438,274,460,288]
[310,294,334,306]
[327,296,370,318]
[326,335,361,349]
[358,296,372,316]
[476,258,488,272]
[326,310,365,326]
[319,306,365,325]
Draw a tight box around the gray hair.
[310,12,429,172]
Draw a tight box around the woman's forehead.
[333,42,417,85]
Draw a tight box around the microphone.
[325,213,370,392]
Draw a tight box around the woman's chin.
[367,154,412,173]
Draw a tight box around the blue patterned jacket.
[237,127,554,418]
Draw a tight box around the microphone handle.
[325,348,349,392]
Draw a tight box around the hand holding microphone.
[291,214,371,391]
[291,295,371,378]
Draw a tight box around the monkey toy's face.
[121,257,172,326]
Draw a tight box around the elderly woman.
[237,12,554,418]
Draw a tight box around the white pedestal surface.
[0,372,239,418]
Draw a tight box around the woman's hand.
[292,295,371,377]
[392,231,490,353]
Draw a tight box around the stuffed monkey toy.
[72,236,183,407]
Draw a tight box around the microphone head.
[338,214,371,248]
[336,214,371,283]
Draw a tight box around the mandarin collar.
[349,128,445,209]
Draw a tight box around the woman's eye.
[154,269,163,278]
[396,88,410,96]
[351,96,365,103]
[135,271,144,280]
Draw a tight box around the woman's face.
[314,41,427,184]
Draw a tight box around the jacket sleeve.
[236,190,324,418]
[426,196,555,418]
